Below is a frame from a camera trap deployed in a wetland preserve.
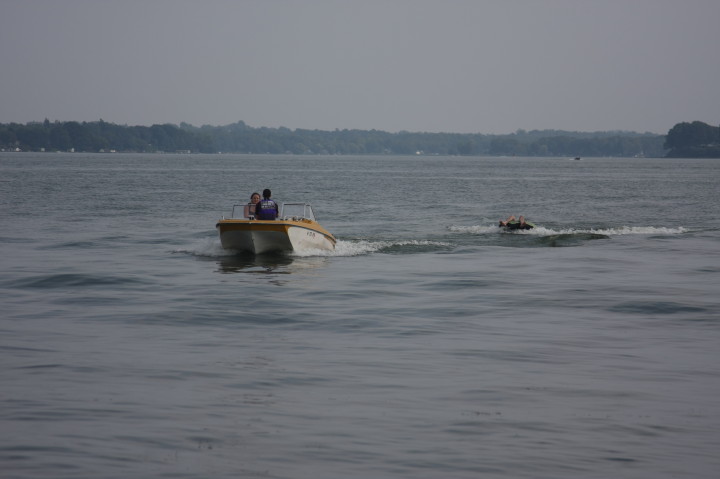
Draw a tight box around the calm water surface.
[1,153,719,478]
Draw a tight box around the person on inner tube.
[499,215,534,230]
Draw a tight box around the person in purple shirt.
[254,189,279,220]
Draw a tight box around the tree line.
[0,119,212,154]
[663,121,720,158]
[0,118,716,157]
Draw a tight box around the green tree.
[665,121,719,149]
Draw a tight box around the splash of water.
[174,237,452,259]
[449,225,687,236]
[292,239,451,257]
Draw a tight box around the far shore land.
[1,120,718,158]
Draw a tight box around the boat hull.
[216,219,336,254]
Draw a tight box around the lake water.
[1,153,719,478]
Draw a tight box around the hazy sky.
[2,0,718,134]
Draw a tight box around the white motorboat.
[216,202,336,254]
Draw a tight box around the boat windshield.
[280,203,316,221]
[228,202,316,221]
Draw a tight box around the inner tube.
[501,221,535,230]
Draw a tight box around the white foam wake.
[572,226,687,235]
[449,225,500,234]
[173,238,451,259]
[292,239,451,257]
[449,225,687,236]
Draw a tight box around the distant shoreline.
[1,119,669,157]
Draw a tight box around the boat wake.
[292,239,452,257]
[176,224,688,259]
[173,237,452,259]
[449,225,688,236]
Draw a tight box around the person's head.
[262,189,272,199]
[250,192,261,204]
